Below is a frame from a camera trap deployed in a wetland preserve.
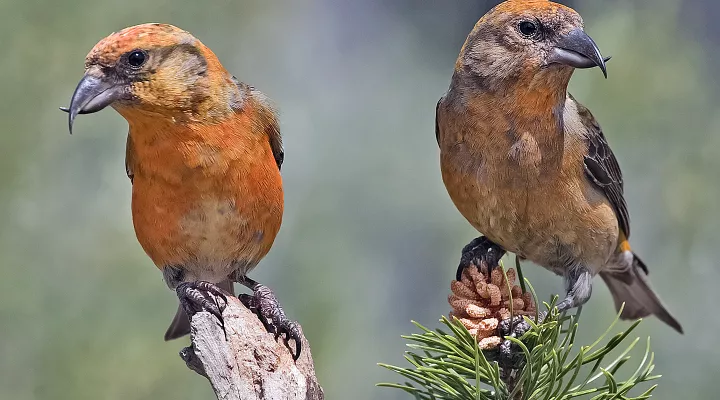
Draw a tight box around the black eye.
[127,50,147,68]
[518,21,539,37]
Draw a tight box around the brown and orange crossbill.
[436,0,682,332]
[63,23,302,356]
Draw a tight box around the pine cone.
[448,263,537,350]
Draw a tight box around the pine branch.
[379,269,660,400]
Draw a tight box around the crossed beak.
[548,28,609,78]
[60,72,128,134]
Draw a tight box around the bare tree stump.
[179,295,323,400]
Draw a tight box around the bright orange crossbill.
[436,0,682,332]
[63,23,302,357]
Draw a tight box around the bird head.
[64,23,241,133]
[455,0,607,92]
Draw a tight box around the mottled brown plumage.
[437,0,681,332]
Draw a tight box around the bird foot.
[486,312,546,370]
[556,266,592,313]
[238,279,302,361]
[176,281,229,326]
[457,236,506,280]
[486,315,531,369]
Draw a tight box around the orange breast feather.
[125,106,283,281]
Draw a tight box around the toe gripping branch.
[458,236,506,281]
[239,277,303,361]
[176,281,230,333]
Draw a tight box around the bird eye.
[518,21,539,37]
[127,50,147,68]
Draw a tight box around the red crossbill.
[436,0,682,332]
[63,23,302,357]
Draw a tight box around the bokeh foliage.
[0,0,716,399]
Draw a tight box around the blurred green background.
[1,0,717,398]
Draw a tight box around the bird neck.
[504,75,569,132]
[451,70,569,132]
[454,67,569,106]
[123,104,274,184]
[447,71,570,170]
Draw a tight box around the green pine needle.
[378,301,659,400]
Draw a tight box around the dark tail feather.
[164,279,235,341]
[164,304,191,341]
[600,253,683,334]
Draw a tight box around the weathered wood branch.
[179,295,323,400]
